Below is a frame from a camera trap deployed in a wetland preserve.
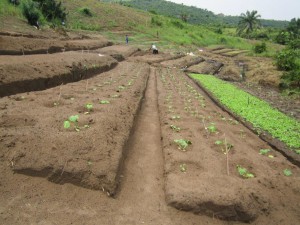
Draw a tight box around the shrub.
[21,0,41,26]
[275,49,298,71]
[79,7,92,17]
[281,69,300,89]
[34,0,66,21]
[151,16,162,27]
[171,20,184,29]
[253,42,267,54]
[276,31,291,45]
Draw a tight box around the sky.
[167,0,300,21]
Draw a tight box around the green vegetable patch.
[191,74,300,152]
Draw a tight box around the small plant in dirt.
[99,100,110,104]
[118,85,126,91]
[259,149,274,158]
[179,164,187,172]
[171,115,181,120]
[236,165,255,178]
[79,7,93,17]
[85,103,93,112]
[207,123,218,134]
[215,140,234,154]
[174,139,192,151]
[64,115,80,132]
[283,169,292,176]
[170,125,181,132]
[110,94,120,98]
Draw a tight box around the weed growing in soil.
[207,123,217,133]
[236,165,255,178]
[174,139,192,151]
[259,149,271,155]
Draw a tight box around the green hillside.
[117,0,288,28]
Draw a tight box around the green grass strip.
[191,74,300,151]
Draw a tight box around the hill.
[116,0,288,28]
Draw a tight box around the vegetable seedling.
[236,165,255,178]
[64,115,80,131]
[170,125,181,132]
[85,103,93,111]
[99,100,110,104]
[259,149,271,155]
[174,139,192,151]
[180,164,187,172]
[207,123,217,133]
[283,169,292,176]
[171,115,181,120]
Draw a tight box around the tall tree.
[237,10,261,37]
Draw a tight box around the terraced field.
[0,32,299,225]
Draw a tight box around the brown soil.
[0,32,299,225]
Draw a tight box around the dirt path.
[114,66,170,224]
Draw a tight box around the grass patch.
[191,74,300,151]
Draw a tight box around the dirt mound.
[0,35,112,55]
[129,51,184,64]
[156,67,300,222]
[186,59,223,74]
[0,62,149,195]
[0,52,118,97]
[160,55,204,69]
[92,45,140,61]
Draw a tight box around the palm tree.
[237,10,261,36]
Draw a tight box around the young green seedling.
[170,125,181,132]
[180,164,187,172]
[85,103,93,111]
[171,115,181,120]
[64,115,80,132]
[236,165,255,178]
[99,100,110,104]
[283,169,292,176]
[174,139,192,151]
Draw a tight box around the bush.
[253,42,267,54]
[275,49,298,71]
[276,31,291,45]
[79,7,92,17]
[34,0,66,21]
[151,17,162,27]
[280,69,300,89]
[21,0,41,26]
[171,20,184,29]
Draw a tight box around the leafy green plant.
[236,165,255,178]
[275,49,298,71]
[283,169,292,176]
[99,100,110,104]
[259,149,271,155]
[174,139,192,151]
[191,74,300,151]
[64,115,80,132]
[207,123,217,133]
[170,125,181,132]
[85,103,93,111]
